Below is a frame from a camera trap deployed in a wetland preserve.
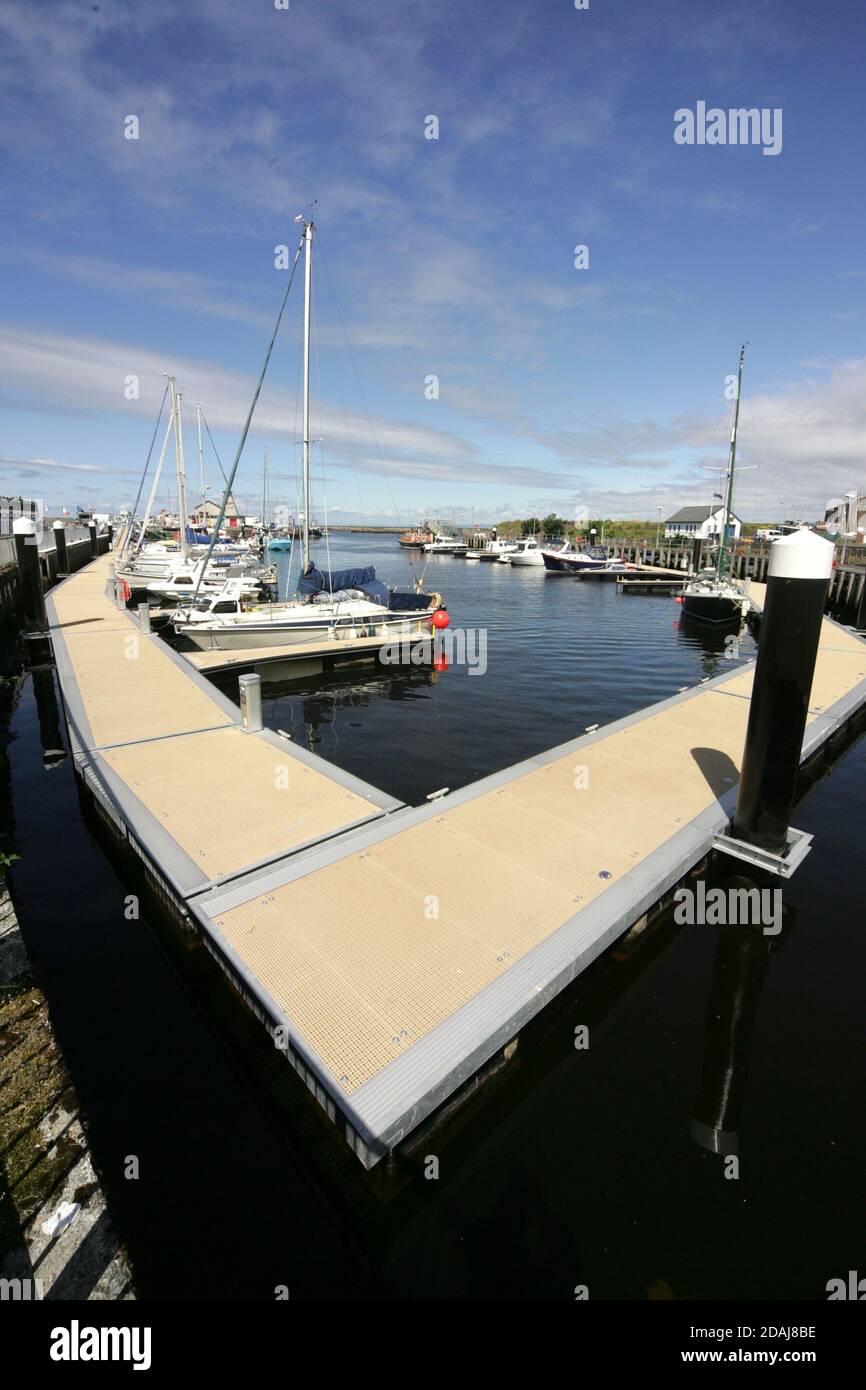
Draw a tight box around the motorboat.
[541,542,609,573]
[469,537,519,562]
[422,532,468,555]
[502,538,543,566]
[147,561,275,604]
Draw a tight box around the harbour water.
[209,534,757,805]
[3,533,865,1299]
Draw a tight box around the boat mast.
[196,403,206,528]
[168,376,190,560]
[718,343,745,579]
[300,216,313,571]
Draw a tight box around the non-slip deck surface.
[50,554,866,1156]
[49,556,392,880]
[209,603,866,1096]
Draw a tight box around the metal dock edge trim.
[344,796,734,1149]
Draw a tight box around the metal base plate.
[711,824,813,878]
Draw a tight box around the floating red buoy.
[431,608,450,629]
[675,595,684,603]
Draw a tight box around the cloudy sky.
[0,0,864,524]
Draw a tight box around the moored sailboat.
[172,215,445,650]
[680,344,751,626]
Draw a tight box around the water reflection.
[677,612,754,679]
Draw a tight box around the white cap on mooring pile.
[768,527,835,581]
[12,516,36,535]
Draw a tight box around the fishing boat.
[265,534,293,552]
[172,215,444,651]
[398,525,434,548]
[680,345,751,626]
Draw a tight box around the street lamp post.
[655,506,662,552]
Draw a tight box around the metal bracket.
[711,825,813,879]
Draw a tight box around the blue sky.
[1,0,864,524]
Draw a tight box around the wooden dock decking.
[47,554,866,1165]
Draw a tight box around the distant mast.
[297,215,314,572]
[168,376,189,559]
[196,403,205,527]
[718,344,745,578]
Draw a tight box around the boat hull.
[177,609,434,651]
[681,593,744,625]
[541,552,606,573]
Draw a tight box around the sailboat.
[117,379,269,589]
[172,215,444,651]
[680,344,752,626]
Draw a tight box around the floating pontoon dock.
[179,628,433,677]
[47,555,866,1166]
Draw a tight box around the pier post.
[88,522,98,559]
[13,517,46,631]
[52,521,68,576]
[238,673,263,732]
[138,602,151,634]
[107,524,114,547]
[733,530,834,853]
[855,574,866,630]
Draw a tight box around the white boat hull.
[176,604,435,651]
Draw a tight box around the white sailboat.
[172,215,444,651]
[118,380,270,590]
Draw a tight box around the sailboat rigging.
[172,215,445,651]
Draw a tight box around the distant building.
[188,497,240,527]
[821,492,866,539]
[665,505,742,541]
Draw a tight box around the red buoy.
[431,608,450,629]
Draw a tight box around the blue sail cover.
[297,565,433,610]
[297,564,389,605]
[387,590,432,611]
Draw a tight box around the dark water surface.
[3,534,865,1300]
[210,534,755,804]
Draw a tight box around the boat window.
[212,600,238,614]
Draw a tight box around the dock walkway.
[47,556,866,1165]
